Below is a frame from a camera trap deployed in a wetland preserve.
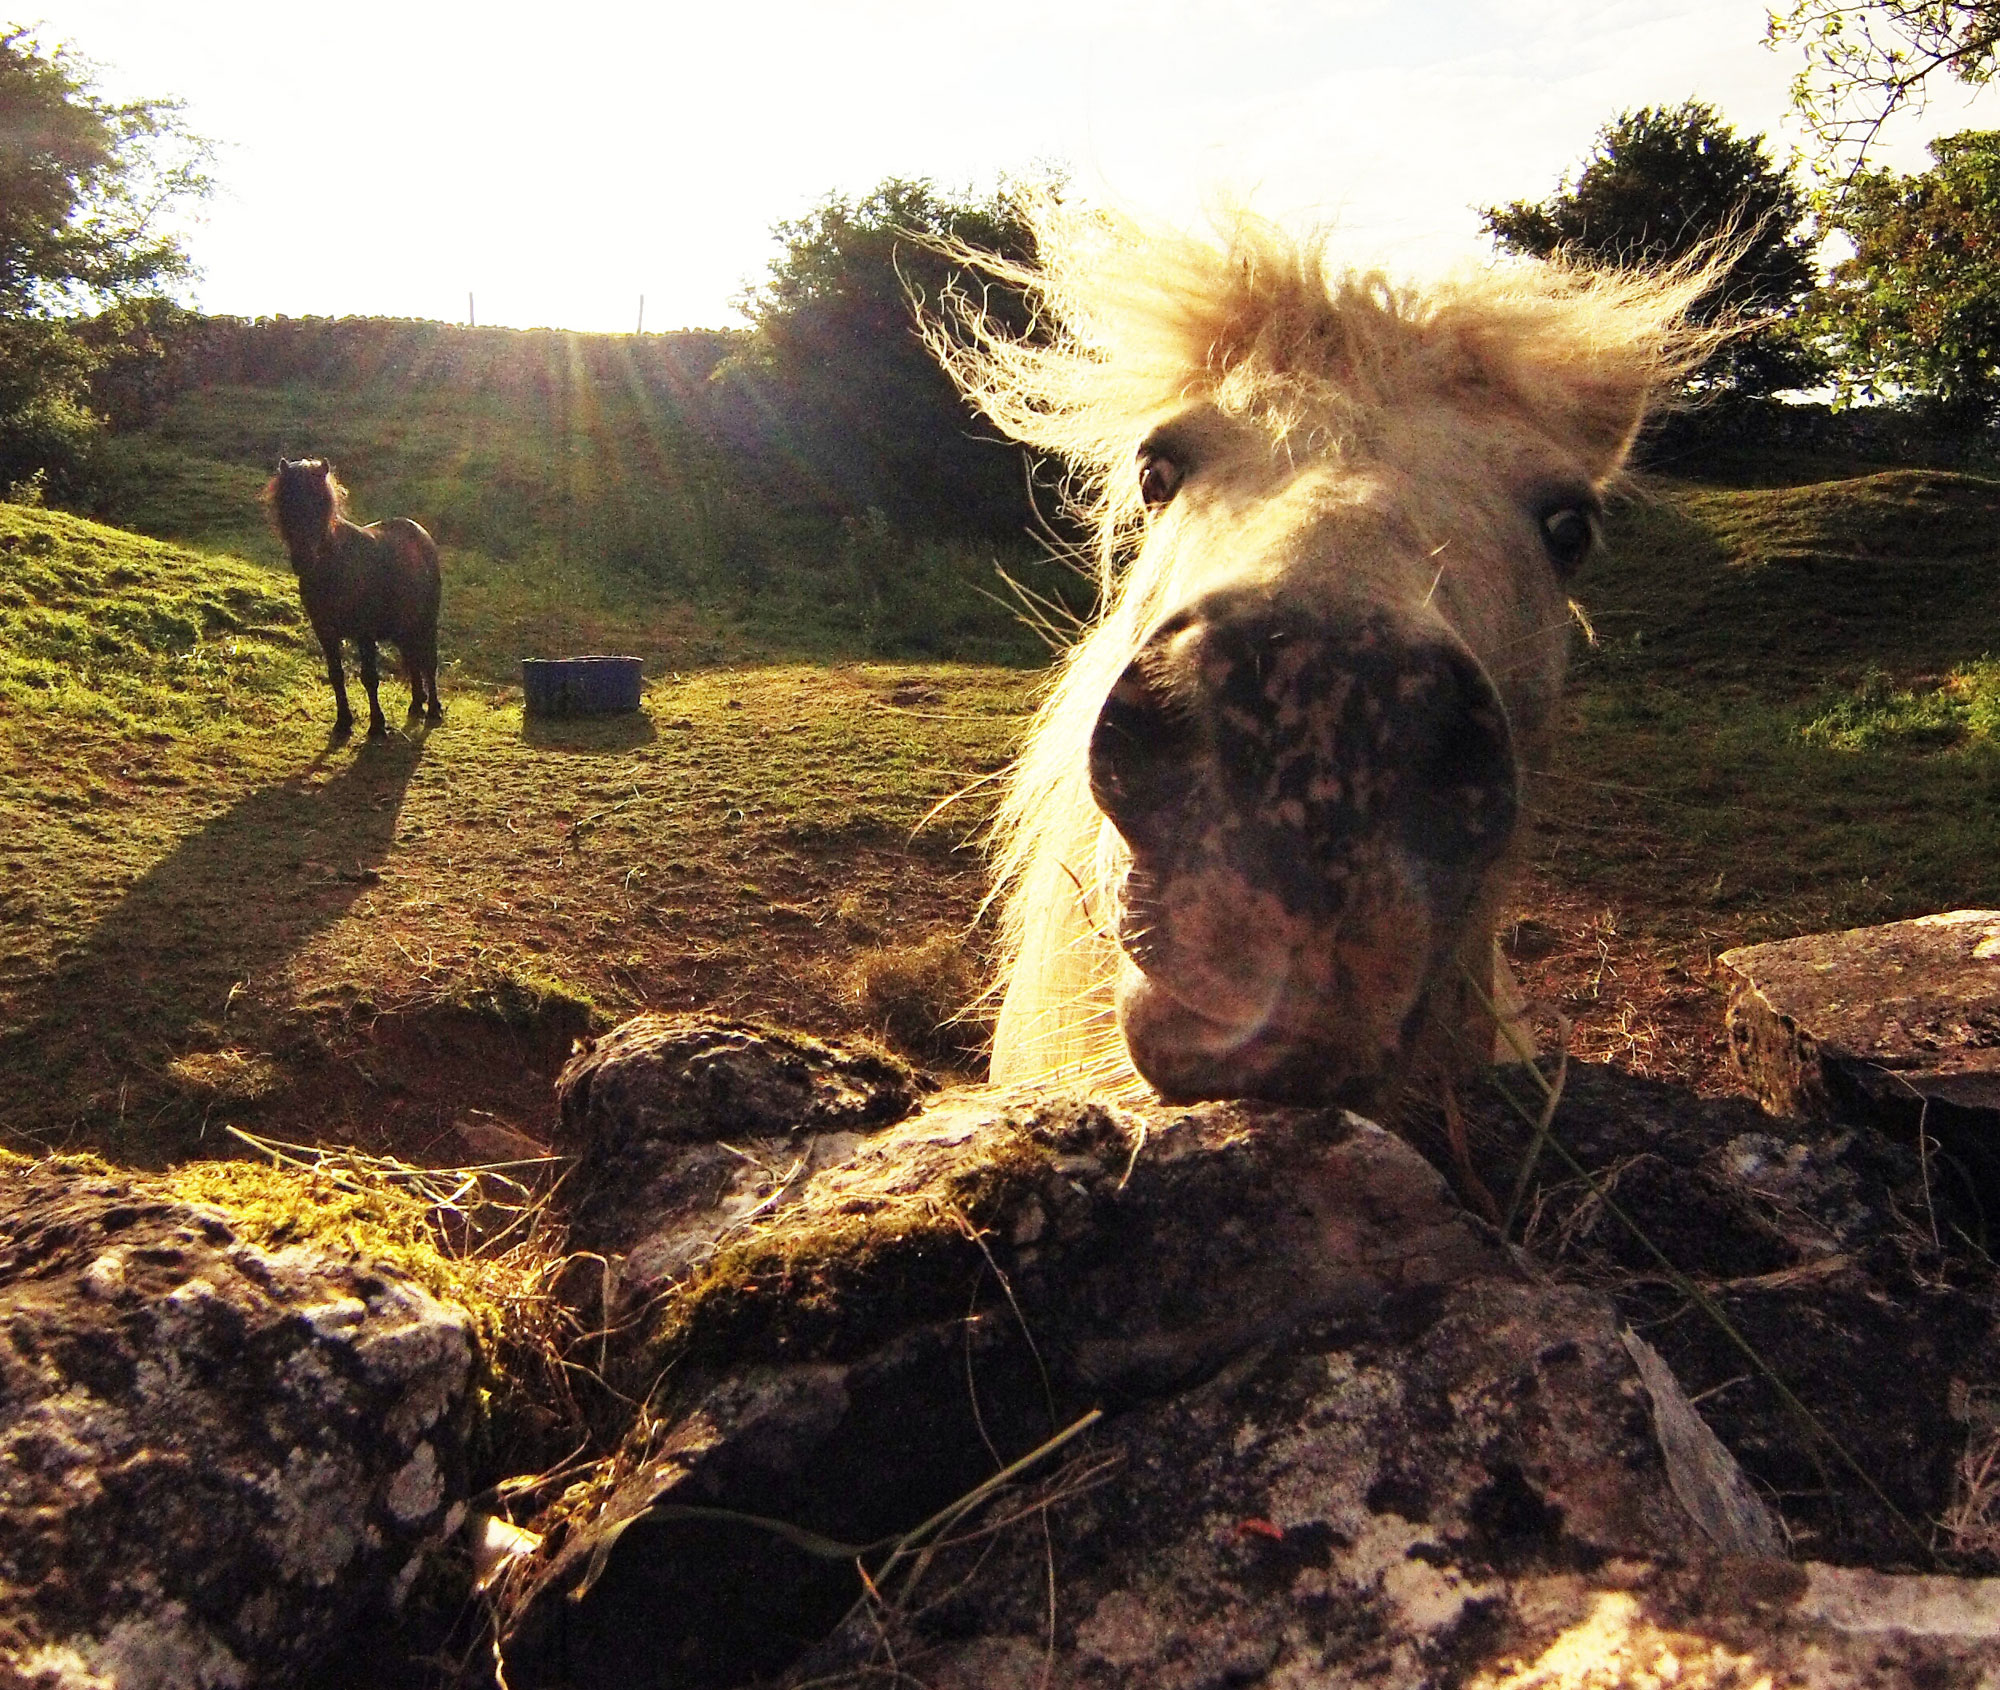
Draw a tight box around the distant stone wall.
[1641,397,2000,473]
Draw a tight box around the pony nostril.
[1401,657,1518,867]
[1089,649,1203,842]
[1091,598,1518,887]
[1424,701,1513,799]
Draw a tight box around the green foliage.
[0,26,208,312]
[1482,101,1823,397]
[0,316,99,495]
[1768,0,2000,171]
[1817,130,2000,424]
[1798,659,2000,750]
[723,174,1049,539]
[0,26,211,495]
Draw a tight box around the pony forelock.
[263,458,349,553]
[929,196,1727,586]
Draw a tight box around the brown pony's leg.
[355,639,389,738]
[316,625,354,740]
[417,634,443,722]
[399,639,442,721]
[385,522,444,724]
[401,646,424,720]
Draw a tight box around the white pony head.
[933,200,1716,1107]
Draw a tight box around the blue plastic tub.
[521,655,644,717]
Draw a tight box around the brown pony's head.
[263,457,347,563]
[935,201,1720,1107]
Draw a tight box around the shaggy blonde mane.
[932,199,1721,1093]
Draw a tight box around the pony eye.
[1540,505,1596,574]
[1139,450,1184,510]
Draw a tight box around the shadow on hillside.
[0,733,426,1160]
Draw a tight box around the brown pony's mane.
[262,458,350,562]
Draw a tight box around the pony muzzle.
[1088,588,1521,1104]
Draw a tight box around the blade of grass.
[592,1406,1105,1603]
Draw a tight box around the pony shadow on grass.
[0,734,427,1162]
[521,710,659,752]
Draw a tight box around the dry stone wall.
[0,1163,479,1690]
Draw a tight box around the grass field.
[0,501,1034,1161]
[7,381,2000,1163]
[1509,466,2000,1075]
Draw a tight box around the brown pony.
[264,458,443,740]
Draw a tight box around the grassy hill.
[1492,465,2000,1075]
[81,321,1080,672]
[8,346,2000,1158]
[1559,468,2000,935]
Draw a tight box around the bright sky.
[28,0,2000,333]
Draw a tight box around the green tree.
[0,25,210,494]
[1816,128,2000,423]
[1768,1,2000,171]
[720,174,1046,539]
[1481,101,1823,397]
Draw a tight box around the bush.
[0,28,210,493]
[724,174,1050,539]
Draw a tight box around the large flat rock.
[1722,911,2000,1191]
[493,1067,2000,1689]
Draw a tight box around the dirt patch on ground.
[1504,871,1740,1093]
[1,666,1028,1164]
